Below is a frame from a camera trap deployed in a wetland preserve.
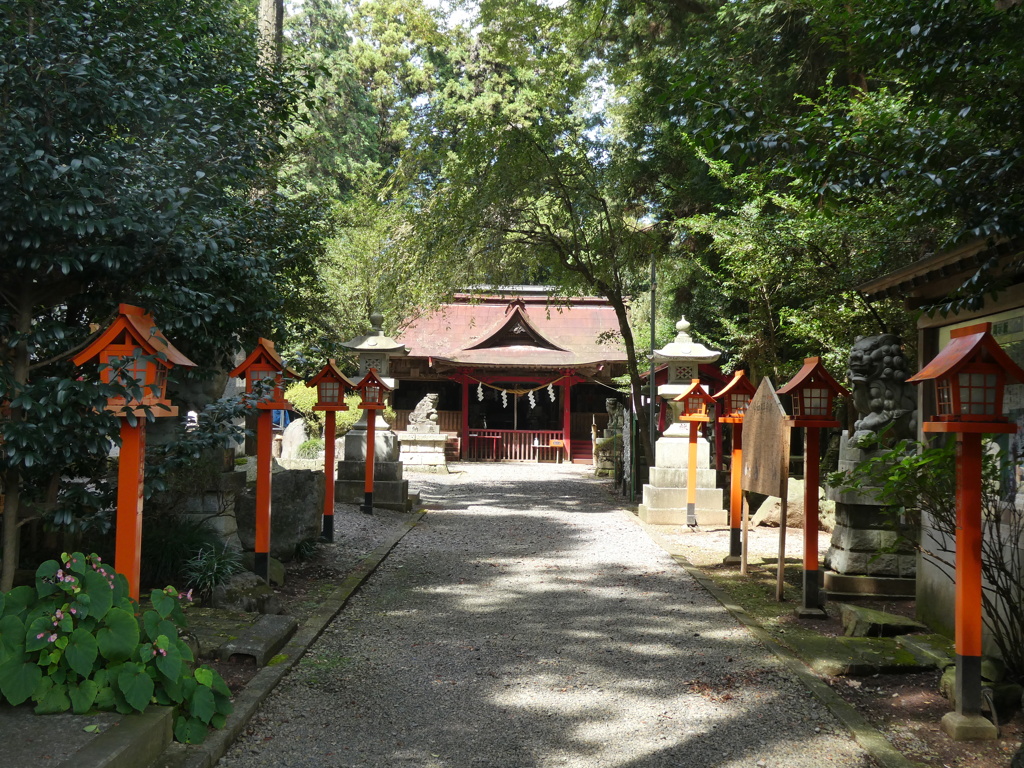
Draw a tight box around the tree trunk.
[258,0,284,67]
[1,295,32,592]
[605,292,654,469]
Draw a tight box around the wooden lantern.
[306,360,354,542]
[714,370,757,564]
[354,368,390,410]
[73,303,196,415]
[715,370,756,424]
[72,304,196,601]
[229,338,296,582]
[776,357,849,428]
[672,379,715,526]
[907,322,1024,738]
[777,358,848,616]
[229,338,297,409]
[908,323,1023,432]
[675,378,715,423]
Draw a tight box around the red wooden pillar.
[954,432,984,717]
[115,420,146,601]
[802,427,821,612]
[254,409,273,582]
[322,411,337,541]
[686,422,699,526]
[363,414,376,514]
[460,373,470,460]
[727,422,744,562]
[561,379,572,462]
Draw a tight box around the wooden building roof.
[396,291,628,375]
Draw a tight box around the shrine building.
[390,288,629,464]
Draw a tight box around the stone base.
[335,479,413,511]
[396,432,449,473]
[825,571,917,598]
[940,711,999,741]
[637,504,726,526]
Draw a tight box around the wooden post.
[362,413,376,515]
[800,427,822,614]
[322,411,336,542]
[686,421,699,526]
[460,374,470,460]
[725,422,743,563]
[954,432,984,718]
[254,408,273,582]
[561,379,572,462]
[115,419,146,601]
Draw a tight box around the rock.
[240,552,287,587]
[751,477,832,530]
[211,571,281,614]
[280,417,309,459]
[839,603,927,637]
[235,469,323,561]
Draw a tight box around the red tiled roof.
[397,293,627,370]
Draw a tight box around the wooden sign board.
[742,378,790,497]
[740,377,792,597]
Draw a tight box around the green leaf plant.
[0,552,232,743]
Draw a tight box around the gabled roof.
[714,369,756,402]
[908,323,1024,385]
[73,304,196,369]
[229,338,299,378]
[397,292,627,371]
[306,359,356,388]
[777,357,851,398]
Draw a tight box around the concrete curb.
[627,512,928,768]
[56,707,174,768]
[155,511,426,768]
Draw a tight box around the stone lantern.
[335,312,414,511]
[638,315,725,527]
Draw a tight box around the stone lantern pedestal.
[637,316,726,526]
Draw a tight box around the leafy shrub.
[284,381,324,436]
[296,438,325,459]
[0,552,232,743]
[182,544,243,604]
[293,539,320,562]
[140,515,224,588]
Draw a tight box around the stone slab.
[641,485,723,510]
[218,614,298,667]
[940,711,999,741]
[637,504,727,526]
[648,466,719,488]
[896,633,955,670]
[839,603,928,637]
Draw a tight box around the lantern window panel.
[728,393,750,416]
[797,386,830,417]
[364,384,382,405]
[684,395,707,415]
[957,371,999,416]
[318,380,342,404]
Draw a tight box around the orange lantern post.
[714,370,756,564]
[306,360,353,542]
[673,379,716,527]
[906,322,1024,740]
[353,368,391,515]
[777,357,849,617]
[72,304,196,601]
[229,339,297,583]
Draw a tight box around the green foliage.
[296,439,326,459]
[182,545,243,605]
[140,516,225,590]
[284,381,324,436]
[0,553,232,741]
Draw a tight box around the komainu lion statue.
[409,392,439,425]
[847,334,917,442]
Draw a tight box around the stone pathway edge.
[628,511,928,768]
[158,512,426,768]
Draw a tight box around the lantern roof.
[907,323,1024,385]
[673,378,716,406]
[651,315,721,365]
[72,304,196,369]
[341,311,409,358]
[714,369,756,403]
[777,357,850,398]
[306,359,356,389]
[229,338,299,379]
[353,367,392,392]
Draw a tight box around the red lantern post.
[230,339,296,583]
[72,304,196,600]
[907,322,1024,740]
[353,368,391,515]
[714,370,756,564]
[673,379,716,527]
[306,360,353,542]
[777,357,849,617]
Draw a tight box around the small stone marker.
[218,614,298,667]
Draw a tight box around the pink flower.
[48,634,57,643]
[36,633,45,640]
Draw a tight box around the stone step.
[218,614,298,667]
[839,603,928,637]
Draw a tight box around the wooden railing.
[392,410,462,433]
[465,430,564,462]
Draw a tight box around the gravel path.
[219,464,876,768]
